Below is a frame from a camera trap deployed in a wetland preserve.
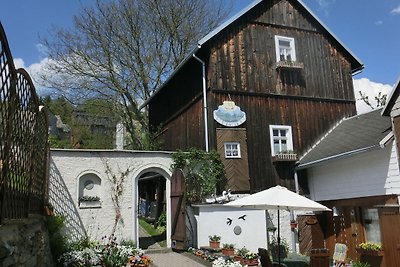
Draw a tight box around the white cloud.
[13,57,54,96]
[36,43,48,56]
[316,0,336,15]
[391,5,400,14]
[375,20,383,26]
[353,78,393,114]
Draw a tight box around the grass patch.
[139,219,161,236]
[139,219,167,247]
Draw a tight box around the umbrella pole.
[278,208,281,265]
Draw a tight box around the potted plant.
[208,235,221,249]
[352,262,371,267]
[356,242,383,267]
[221,243,235,256]
[128,253,152,267]
[234,247,249,262]
[356,242,383,256]
[241,252,259,266]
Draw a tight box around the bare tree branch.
[39,0,230,149]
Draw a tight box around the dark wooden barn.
[144,0,363,193]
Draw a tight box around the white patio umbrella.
[224,185,330,265]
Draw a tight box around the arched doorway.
[132,165,172,249]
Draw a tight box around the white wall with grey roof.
[307,140,400,201]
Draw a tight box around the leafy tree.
[39,0,230,149]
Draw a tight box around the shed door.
[380,210,400,266]
[170,169,186,250]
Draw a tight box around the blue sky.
[1,0,400,113]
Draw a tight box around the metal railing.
[0,22,49,223]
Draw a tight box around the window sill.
[275,61,304,70]
[79,201,102,209]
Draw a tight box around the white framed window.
[269,125,293,156]
[224,142,241,158]
[275,35,296,62]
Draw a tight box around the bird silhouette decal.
[238,215,247,221]
[227,217,232,225]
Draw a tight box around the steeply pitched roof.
[141,0,364,108]
[382,76,400,116]
[199,0,363,71]
[298,109,392,169]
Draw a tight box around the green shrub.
[353,262,371,267]
[45,215,69,262]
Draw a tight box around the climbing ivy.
[171,148,225,204]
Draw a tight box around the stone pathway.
[139,225,208,266]
[146,250,209,267]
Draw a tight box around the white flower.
[212,257,245,267]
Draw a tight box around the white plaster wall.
[194,205,302,253]
[49,149,172,247]
[308,141,400,201]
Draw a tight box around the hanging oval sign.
[213,100,246,127]
[306,217,318,225]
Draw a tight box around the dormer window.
[275,36,296,62]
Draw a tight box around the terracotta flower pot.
[233,255,242,262]
[209,240,220,249]
[241,258,259,266]
[222,248,235,256]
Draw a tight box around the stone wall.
[0,217,53,267]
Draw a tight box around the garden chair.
[332,243,347,267]
[258,248,287,267]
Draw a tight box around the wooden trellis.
[0,22,49,223]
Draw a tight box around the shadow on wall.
[49,159,87,241]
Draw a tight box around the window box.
[356,248,384,257]
[79,200,101,209]
[79,196,101,209]
[272,153,297,162]
[275,60,304,70]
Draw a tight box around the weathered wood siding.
[216,128,250,191]
[154,94,205,151]
[208,0,354,100]
[211,93,354,191]
[149,62,203,129]
[148,0,358,192]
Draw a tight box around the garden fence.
[0,22,49,223]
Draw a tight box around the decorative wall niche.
[78,173,102,208]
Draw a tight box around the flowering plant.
[243,252,258,260]
[128,252,152,266]
[358,242,382,251]
[59,248,102,267]
[236,247,249,258]
[188,247,217,262]
[79,195,100,202]
[222,243,235,249]
[212,257,243,267]
[209,235,221,241]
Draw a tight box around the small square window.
[269,125,293,156]
[224,142,241,158]
[275,36,296,62]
